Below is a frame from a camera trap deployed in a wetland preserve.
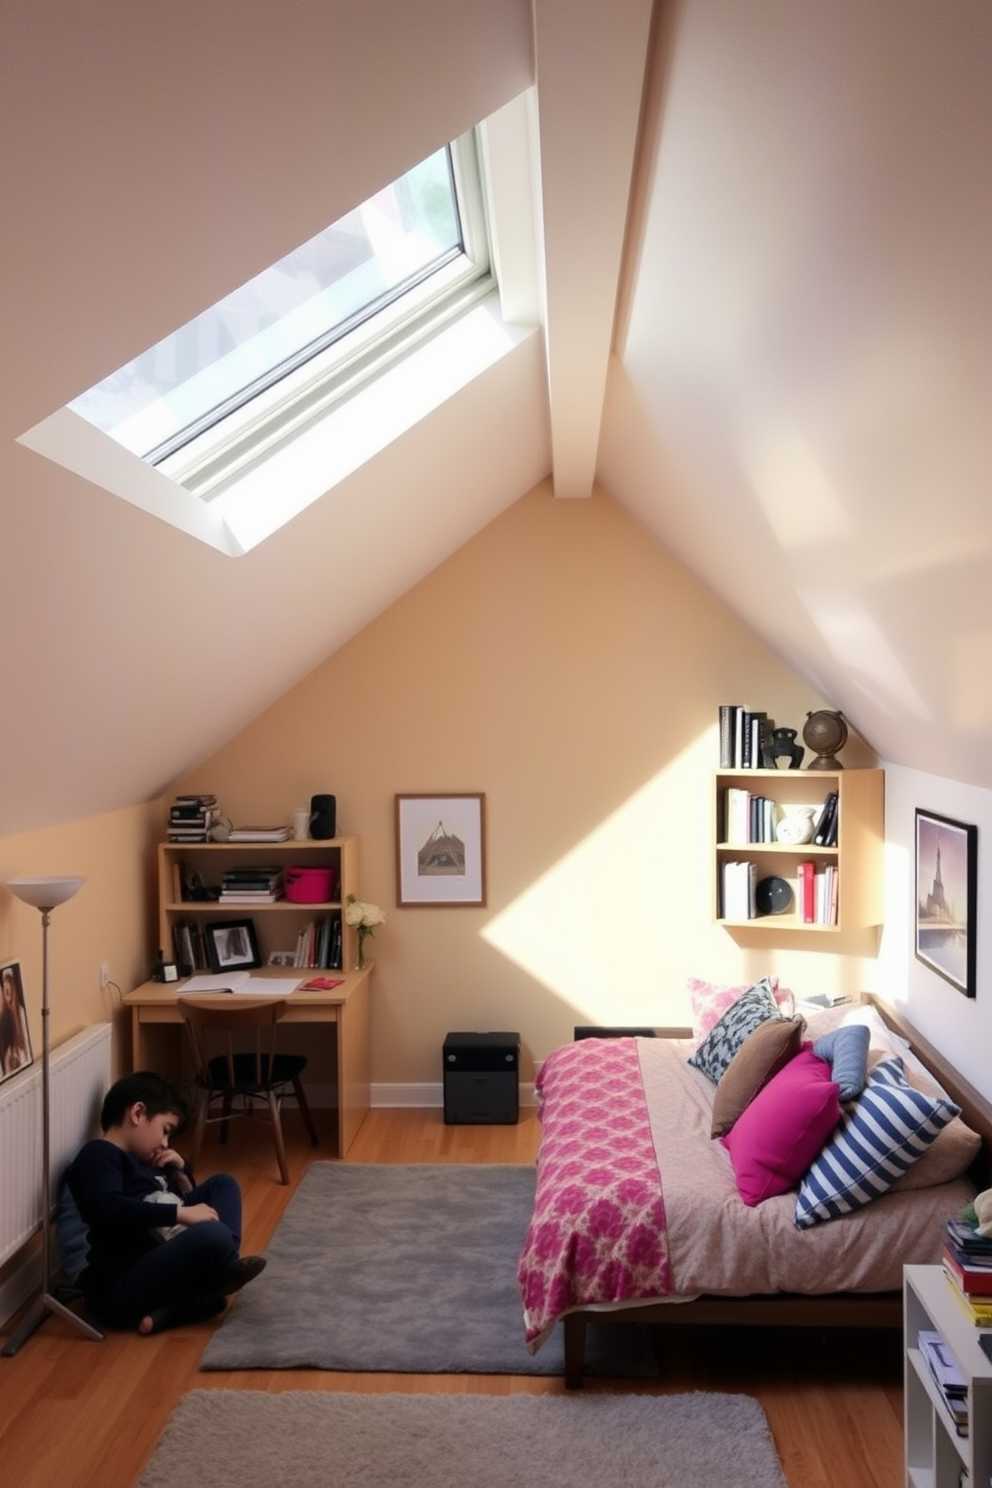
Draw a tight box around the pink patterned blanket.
[518,1038,671,1349]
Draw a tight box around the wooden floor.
[0,1107,905,1488]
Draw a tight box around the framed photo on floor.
[205,919,262,973]
[395,793,486,906]
[0,960,34,1086]
[914,808,977,997]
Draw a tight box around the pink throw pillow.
[689,975,795,1042]
[720,1045,841,1206]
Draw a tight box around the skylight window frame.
[154,129,494,501]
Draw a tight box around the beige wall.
[176,481,879,1087]
[0,803,161,1076]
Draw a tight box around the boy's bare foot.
[137,1294,226,1335]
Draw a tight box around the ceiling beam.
[534,0,655,498]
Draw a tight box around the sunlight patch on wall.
[801,591,930,721]
[482,741,713,1026]
[740,424,852,552]
[875,837,910,1009]
[951,634,992,730]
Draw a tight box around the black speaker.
[310,794,336,840]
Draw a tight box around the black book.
[718,705,739,768]
[814,793,838,845]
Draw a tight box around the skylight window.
[19,89,540,555]
[69,133,492,494]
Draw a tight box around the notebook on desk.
[177,972,303,995]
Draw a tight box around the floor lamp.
[2,876,104,1356]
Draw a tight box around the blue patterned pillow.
[794,1056,960,1227]
[688,978,780,1084]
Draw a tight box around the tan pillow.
[865,1049,981,1191]
[711,1016,806,1138]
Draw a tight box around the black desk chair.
[179,997,318,1184]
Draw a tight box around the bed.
[518,992,992,1388]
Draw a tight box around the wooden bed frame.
[560,994,992,1388]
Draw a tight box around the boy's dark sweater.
[66,1140,186,1305]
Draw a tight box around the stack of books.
[293,916,343,970]
[228,823,292,842]
[917,1328,969,1436]
[798,861,838,925]
[218,867,285,904]
[943,1218,992,1326]
[720,860,757,920]
[167,794,219,841]
[718,706,769,769]
[719,788,778,845]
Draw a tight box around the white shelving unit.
[904,1264,992,1488]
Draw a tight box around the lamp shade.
[7,876,85,910]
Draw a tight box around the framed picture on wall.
[205,919,262,974]
[914,808,977,998]
[395,793,486,906]
[0,960,34,1086]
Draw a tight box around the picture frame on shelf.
[205,919,262,974]
[914,808,977,998]
[0,960,33,1086]
[395,793,486,907]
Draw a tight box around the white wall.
[877,762,992,1099]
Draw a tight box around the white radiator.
[0,1023,112,1268]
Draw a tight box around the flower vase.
[355,934,367,973]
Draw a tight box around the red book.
[944,1246,992,1295]
[800,861,816,923]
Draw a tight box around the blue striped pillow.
[794,1056,960,1228]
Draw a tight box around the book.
[228,825,292,842]
[813,793,838,845]
[742,711,766,770]
[733,707,745,768]
[944,1271,992,1325]
[718,705,738,768]
[918,1329,968,1396]
[947,1220,992,1256]
[799,861,816,923]
[944,1248,992,1295]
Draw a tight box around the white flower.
[345,894,385,929]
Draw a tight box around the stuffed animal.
[973,1188,992,1237]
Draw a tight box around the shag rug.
[199,1163,657,1376]
[137,1390,789,1488]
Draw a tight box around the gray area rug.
[200,1162,658,1376]
[137,1389,788,1488]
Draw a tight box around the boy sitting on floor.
[67,1070,265,1335]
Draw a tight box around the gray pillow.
[55,1183,89,1283]
[688,978,780,1084]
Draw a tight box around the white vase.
[776,807,816,845]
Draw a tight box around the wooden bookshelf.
[714,768,883,932]
[157,837,359,971]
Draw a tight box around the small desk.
[122,966,372,1157]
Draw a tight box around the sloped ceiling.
[2,0,992,838]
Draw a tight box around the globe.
[802,710,848,770]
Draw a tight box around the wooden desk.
[122,967,372,1157]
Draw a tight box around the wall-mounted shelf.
[714,768,883,932]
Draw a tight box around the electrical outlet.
[99,961,110,990]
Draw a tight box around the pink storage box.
[284,865,337,903]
